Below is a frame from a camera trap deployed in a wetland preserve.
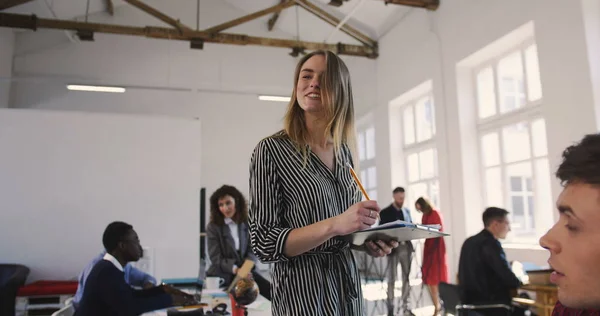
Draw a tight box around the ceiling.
[3,0,413,42]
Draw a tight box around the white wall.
[373,0,600,278]
[0,29,15,108]
[0,109,202,282]
[7,0,377,195]
[10,85,286,201]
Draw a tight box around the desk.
[516,284,557,316]
[142,289,271,316]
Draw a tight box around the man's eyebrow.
[558,204,578,218]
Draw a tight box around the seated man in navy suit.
[75,221,195,316]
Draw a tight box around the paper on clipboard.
[343,220,449,247]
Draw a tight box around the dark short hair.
[393,187,405,194]
[482,207,509,227]
[102,221,133,253]
[556,133,600,186]
[209,185,249,225]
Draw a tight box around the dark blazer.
[206,221,257,285]
[74,260,172,316]
[379,204,414,253]
[458,229,522,305]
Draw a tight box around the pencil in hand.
[346,162,371,200]
[346,163,380,221]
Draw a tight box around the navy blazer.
[74,260,172,316]
[206,221,257,284]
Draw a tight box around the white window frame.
[357,125,377,201]
[404,146,440,211]
[399,92,439,214]
[474,38,541,124]
[474,38,548,244]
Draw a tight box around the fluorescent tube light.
[258,95,291,102]
[67,85,126,93]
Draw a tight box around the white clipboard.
[343,220,449,247]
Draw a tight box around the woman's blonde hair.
[282,50,356,164]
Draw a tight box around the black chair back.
[0,264,30,316]
[439,282,461,315]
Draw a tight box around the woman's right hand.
[331,200,380,236]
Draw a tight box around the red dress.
[421,209,448,285]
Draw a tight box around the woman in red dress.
[415,197,448,316]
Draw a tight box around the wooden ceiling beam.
[0,0,35,10]
[0,12,377,58]
[105,0,114,16]
[383,0,439,10]
[122,0,192,32]
[267,0,287,31]
[294,0,376,47]
[204,0,295,34]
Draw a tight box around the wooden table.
[514,284,557,316]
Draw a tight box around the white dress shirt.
[224,218,240,274]
[103,252,124,272]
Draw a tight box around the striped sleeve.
[248,138,292,263]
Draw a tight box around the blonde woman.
[248,50,398,316]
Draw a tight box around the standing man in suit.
[380,187,415,316]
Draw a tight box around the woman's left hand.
[364,240,399,257]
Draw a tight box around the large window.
[476,41,552,243]
[476,43,542,120]
[357,126,377,200]
[401,94,439,210]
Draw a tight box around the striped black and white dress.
[248,131,364,316]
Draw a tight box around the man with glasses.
[74,221,194,315]
[458,207,522,315]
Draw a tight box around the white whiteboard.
[0,109,202,282]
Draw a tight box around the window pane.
[367,167,377,190]
[360,169,368,189]
[526,178,533,191]
[358,132,365,161]
[531,119,548,157]
[476,67,497,119]
[507,162,533,233]
[534,158,553,235]
[419,148,435,179]
[498,51,525,113]
[511,196,525,216]
[481,132,500,167]
[485,167,503,207]
[368,190,377,202]
[365,127,376,160]
[528,195,535,227]
[510,176,522,191]
[407,153,420,182]
[502,122,531,163]
[511,196,526,231]
[409,182,428,204]
[403,106,415,145]
[506,162,533,191]
[430,180,440,209]
[525,44,543,101]
[415,96,435,142]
